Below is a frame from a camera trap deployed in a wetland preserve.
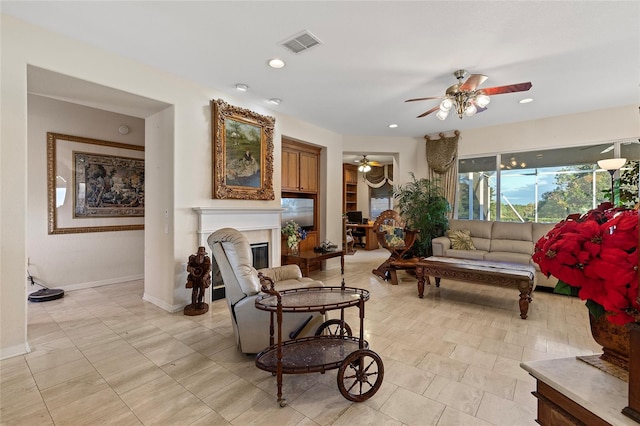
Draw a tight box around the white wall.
[0,14,344,358]
[26,95,145,290]
[458,105,639,157]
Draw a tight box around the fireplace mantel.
[193,207,283,266]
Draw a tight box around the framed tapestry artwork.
[47,132,145,234]
[211,99,275,200]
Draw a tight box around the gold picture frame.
[211,99,275,200]
[47,132,145,234]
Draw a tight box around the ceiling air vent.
[280,31,322,54]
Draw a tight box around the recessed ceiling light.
[268,98,281,105]
[388,124,398,128]
[519,98,533,104]
[268,58,286,69]
[235,83,249,91]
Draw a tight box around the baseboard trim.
[142,292,184,313]
[49,275,144,292]
[0,342,31,360]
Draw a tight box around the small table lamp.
[597,158,627,203]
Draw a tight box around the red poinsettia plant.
[533,202,639,325]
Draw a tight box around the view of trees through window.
[457,141,639,223]
[370,182,393,218]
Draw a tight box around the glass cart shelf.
[254,281,383,406]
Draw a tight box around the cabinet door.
[281,148,299,191]
[299,151,318,193]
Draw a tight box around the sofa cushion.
[492,221,532,241]
[444,249,487,260]
[484,251,532,265]
[471,237,491,252]
[446,229,476,250]
[533,222,555,244]
[490,239,533,255]
[450,219,493,239]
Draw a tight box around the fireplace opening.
[211,242,269,301]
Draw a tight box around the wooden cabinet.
[299,151,318,193]
[522,357,634,426]
[282,139,319,193]
[343,164,358,212]
[282,148,300,191]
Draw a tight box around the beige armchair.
[207,228,326,354]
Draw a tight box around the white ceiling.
[3,1,639,138]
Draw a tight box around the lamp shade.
[465,104,477,116]
[436,109,449,120]
[475,93,490,108]
[440,98,453,112]
[597,158,627,171]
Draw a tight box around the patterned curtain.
[364,164,394,188]
[425,131,460,216]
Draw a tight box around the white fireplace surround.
[193,207,283,302]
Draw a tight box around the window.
[457,141,638,223]
[457,156,497,220]
[370,182,393,219]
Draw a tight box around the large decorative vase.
[288,240,300,255]
[589,313,630,370]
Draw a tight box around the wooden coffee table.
[282,249,344,277]
[415,256,535,319]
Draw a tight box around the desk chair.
[351,226,366,248]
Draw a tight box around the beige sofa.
[431,219,557,288]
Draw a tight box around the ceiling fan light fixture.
[465,104,477,116]
[440,98,453,112]
[358,164,371,173]
[475,93,490,108]
[436,109,449,120]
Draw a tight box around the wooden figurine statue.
[184,246,211,315]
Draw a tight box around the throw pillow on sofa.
[446,229,476,250]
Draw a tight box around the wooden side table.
[282,249,344,277]
[521,357,636,426]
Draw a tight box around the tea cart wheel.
[315,319,352,337]
[337,349,384,402]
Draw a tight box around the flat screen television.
[281,197,314,230]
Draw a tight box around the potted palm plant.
[393,173,450,257]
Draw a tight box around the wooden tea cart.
[254,277,384,407]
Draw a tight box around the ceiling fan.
[405,69,532,120]
[356,155,381,172]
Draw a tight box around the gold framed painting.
[211,99,275,200]
[47,132,145,234]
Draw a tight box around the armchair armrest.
[431,236,451,257]
[257,264,302,282]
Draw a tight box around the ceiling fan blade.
[405,96,444,102]
[481,82,532,96]
[417,105,440,118]
[459,74,488,92]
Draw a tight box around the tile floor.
[1,249,601,425]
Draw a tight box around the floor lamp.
[597,158,627,204]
